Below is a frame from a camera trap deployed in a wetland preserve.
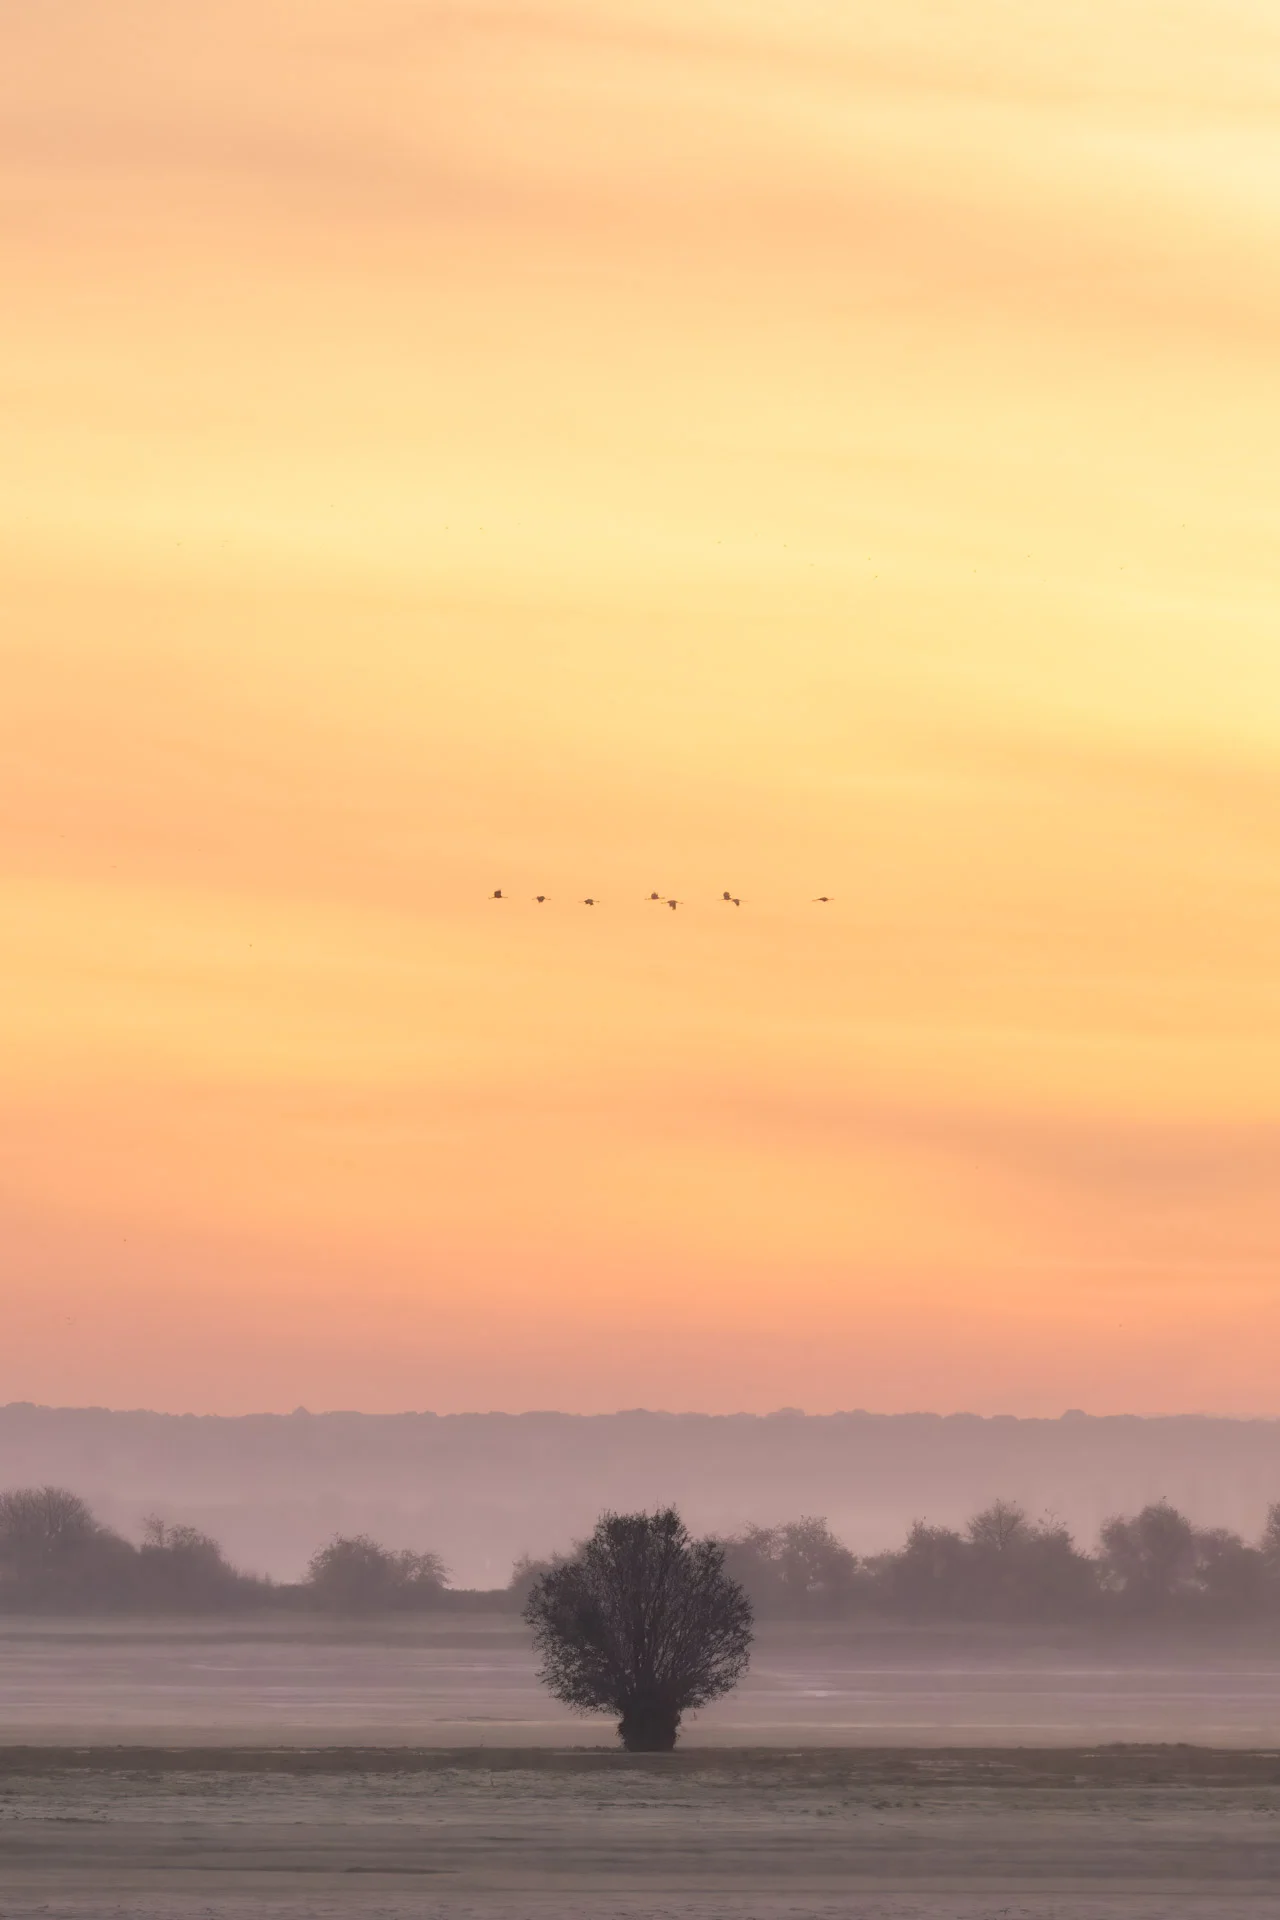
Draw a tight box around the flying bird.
[581,897,599,906]
[490,889,505,900]
[648,892,662,901]
[533,895,547,903]
[812,895,832,903]
[666,898,682,911]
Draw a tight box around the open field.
[4,1615,1280,1746]
[1,1746,1279,1918]
[5,1622,1279,1916]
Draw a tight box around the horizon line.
[4,1402,1279,1425]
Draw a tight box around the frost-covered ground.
[1,1752,1278,1915]
[1,1901,1277,1920]
[4,1621,1280,1917]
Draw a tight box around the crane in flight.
[485,886,830,907]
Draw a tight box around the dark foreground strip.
[1,1745,1278,1786]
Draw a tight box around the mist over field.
[6,1404,1280,1586]
[7,1402,1280,1911]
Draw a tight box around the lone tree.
[523,1507,752,1751]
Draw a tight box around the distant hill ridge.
[3,1404,1279,1587]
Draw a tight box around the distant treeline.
[0,1488,466,1616]
[5,1486,1280,1623]
[511,1500,1280,1626]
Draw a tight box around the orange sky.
[4,0,1280,1415]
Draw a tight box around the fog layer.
[5,1406,1280,1586]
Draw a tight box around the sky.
[4,0,1280,1417]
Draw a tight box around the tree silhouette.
[138,1517,252,1610]
[967,1498,1030,1555]
[523,1507,752,1750]
[724,1517,860,1618]
[306,1534,448,1613]
[0,1486,99,1568]
[1097,1501,1199,1614]
[0,1486,132,1608]
[1261,1503,1280,1582]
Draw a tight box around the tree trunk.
[617,1697,680,1751]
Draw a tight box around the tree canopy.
[305,1534,449,1613]
[524,1507,753,1750]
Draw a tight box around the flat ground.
[5,1615,1280,1745]
[4,1621,1280,1917]
[1,1747,1279,1919]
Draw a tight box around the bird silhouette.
[484,883,820,908]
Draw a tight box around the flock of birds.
[490,890,833,910]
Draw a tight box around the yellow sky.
[4,0,1280,1414]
